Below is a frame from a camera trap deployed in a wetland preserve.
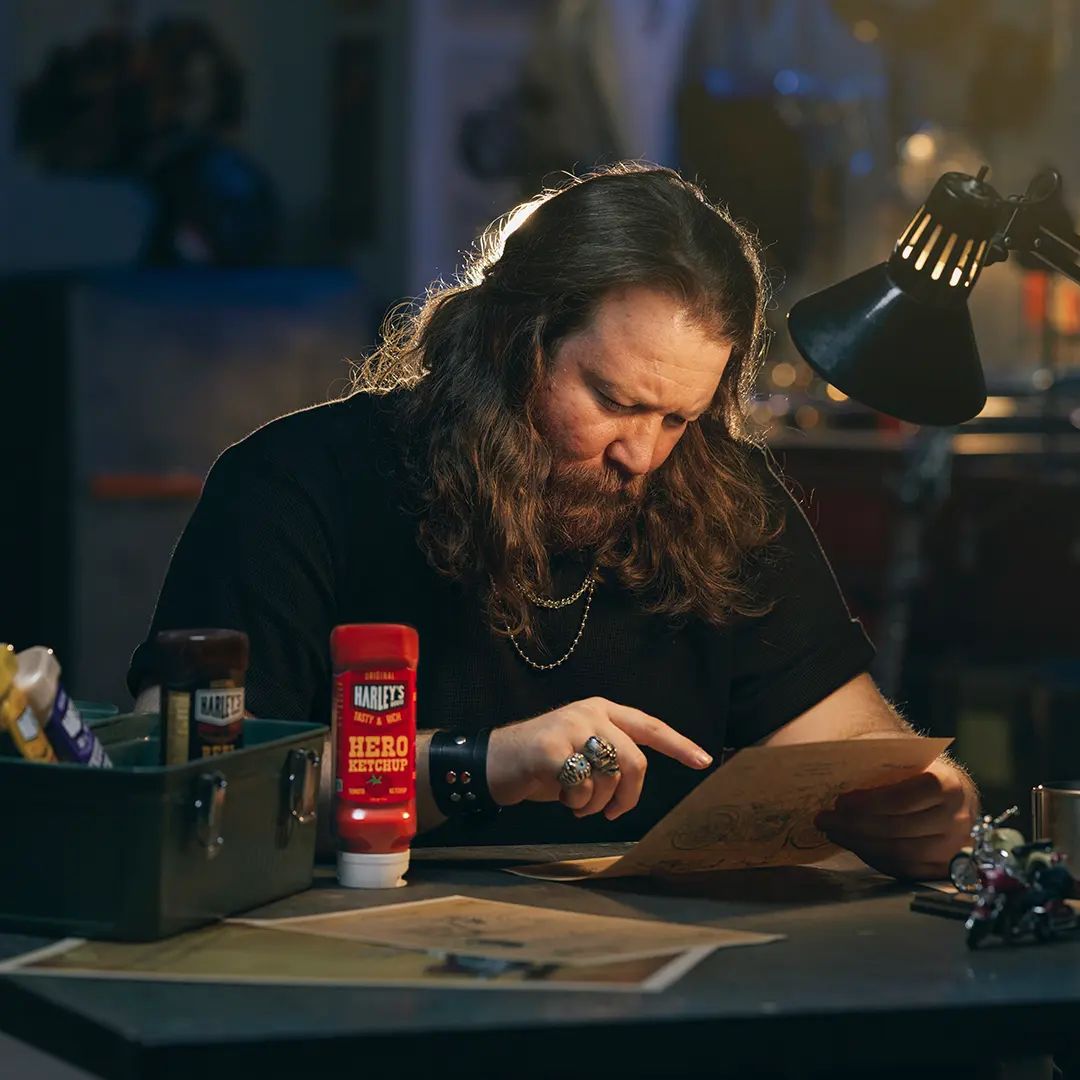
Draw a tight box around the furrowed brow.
[592,374,707,421]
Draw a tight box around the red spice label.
[334,667,416,806]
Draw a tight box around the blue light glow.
[705,68,737,97]
[774,69,800,95]
[850,150,874,176]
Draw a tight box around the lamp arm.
[996,166,1080,286]
[1017,224,1080,288]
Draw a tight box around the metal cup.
[1032,781,1080,874]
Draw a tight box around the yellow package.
[0,644,57,762]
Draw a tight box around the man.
[129,164,977,878]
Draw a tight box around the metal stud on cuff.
[429,729,501,822]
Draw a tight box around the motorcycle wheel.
[966,919,992,950]
[1034,915,1054,943]
[996,910,1024,944]
[949,852,979,893]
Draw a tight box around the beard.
[541,460,650,554]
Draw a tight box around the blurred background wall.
[3,0,1080,824]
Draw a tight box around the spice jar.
[154,629,249,764]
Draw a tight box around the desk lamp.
[788,167,1080,425]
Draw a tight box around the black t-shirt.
[128,392,874,844]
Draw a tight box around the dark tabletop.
[1,847,1078,1080]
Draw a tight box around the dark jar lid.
[154,628,250,685]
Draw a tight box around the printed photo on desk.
[233,894,782,966]
[0,925,725,994]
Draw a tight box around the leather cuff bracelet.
[429,728,502,822]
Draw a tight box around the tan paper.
[234,894,782,966]
[510,736,952,881]
[0,928,721,994]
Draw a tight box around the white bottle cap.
[337,849,410,889]
[14,647,60,720]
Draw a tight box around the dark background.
[3,0,1080,830]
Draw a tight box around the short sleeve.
[726,454,875,748]
[126,443,338,723]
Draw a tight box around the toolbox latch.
[280,748,320,843]
[194,772,228,859]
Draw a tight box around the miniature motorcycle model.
[1020,846,1078,942]
[948,806,1024,893]
[965,840,1078,948]
[965,861,1029,948]
[1027,897,1077,943]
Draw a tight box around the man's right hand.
[486,697,713,821]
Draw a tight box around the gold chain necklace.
[518,571,594,609]
[508,565,597,670]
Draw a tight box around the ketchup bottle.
[331,624,418,888]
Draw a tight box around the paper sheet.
[234,894,781,965]
[510,736,951,881]
[0,928,721,993]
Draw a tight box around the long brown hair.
[354,163,780,642]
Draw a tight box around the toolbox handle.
[280,748,320,843]
[194,772,228,859]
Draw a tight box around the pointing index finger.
[601,702,712,769]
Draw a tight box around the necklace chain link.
[508,565,597,670]
[517,572,593,609]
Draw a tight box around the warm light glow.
[914,224,942,271]
[902,212,931,260]
[900,206,925,244]
[977,396,1018,419]
[771,361,797,388]
[826,384,849,403]
[966,239,987,286]
[501,199,541,239]
[903,132,937,164]
[750,401,774,426]
[853,19,879,42]
[950,238,974,286]
[932,232,958,281]
[795,405,821,429]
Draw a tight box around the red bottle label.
[334,668,416,806]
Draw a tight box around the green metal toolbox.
[0,713,324,941]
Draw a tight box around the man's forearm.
[763,672,916,747]
[415,730,448,834]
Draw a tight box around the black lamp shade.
[788,262,987,426]
[787,171,1001,426]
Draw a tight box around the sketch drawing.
[511,737,953,881]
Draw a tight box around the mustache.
[550,460,647,498]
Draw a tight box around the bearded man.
[128,164,977,879]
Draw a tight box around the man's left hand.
[814,757,979,880]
